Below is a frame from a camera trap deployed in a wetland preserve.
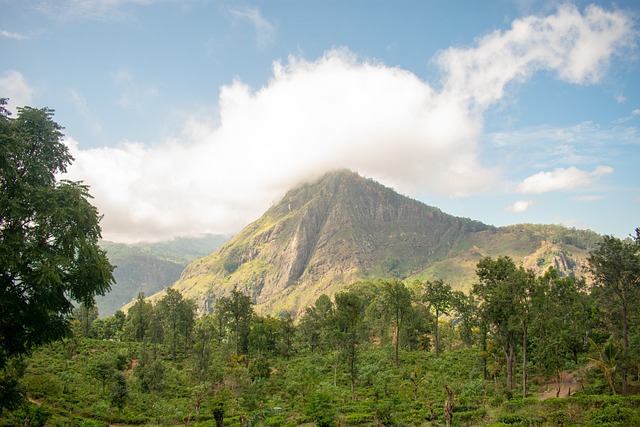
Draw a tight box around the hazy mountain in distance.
[97,234,229,317]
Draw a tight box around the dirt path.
[538,371,583,399]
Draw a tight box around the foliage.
[0,99,115,371]
[588,229,640,395]
[1,227,639,426]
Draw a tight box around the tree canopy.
[0,99,114,369]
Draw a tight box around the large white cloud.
[62,4,635,242]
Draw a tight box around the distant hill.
[97,234,228,317]
[154,169,601,317]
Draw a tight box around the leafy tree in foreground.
[473,256,533,394]
[588,228,640,395]
[0,100,114,371]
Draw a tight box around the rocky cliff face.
[161,170,599,316]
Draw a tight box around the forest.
[2,230,640,427]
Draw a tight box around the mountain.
[155,169,602,316]
[97,234,229,317]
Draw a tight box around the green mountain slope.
[158,170,601,316]
[97,234,228,317]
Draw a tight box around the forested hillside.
[97,235,228,317]
[2,229,639,427]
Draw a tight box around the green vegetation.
[97,234,228,317]
[1,228,639,426]
[1,104,638,425]
[0,99,114,414]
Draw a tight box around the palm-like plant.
[588,337,619,395]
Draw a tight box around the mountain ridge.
[146,169,601,316]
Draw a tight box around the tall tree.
[474,256,533,395]
[588,229,640,395]
[124,292,151,342]
[531,269,590,384]
[157,288,196,359]
[73,301,99,338]
[450,290,478,348]
[380,278,412,367]
[422,279,453,357]
[334,290,366,400]
[0,100,114,371]
[216,287,254,356]
[299,294,334,352]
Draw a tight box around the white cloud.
[229,6,276,47]
[61,5,635,242]
[0,70,34,113]
[506,200,535,213]
[518,165,613,194]
[1,30,27,40]
[436,3,633,110]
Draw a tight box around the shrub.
[586,403,639,427]
[305,391,335,427]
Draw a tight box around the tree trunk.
[504,344,512,392]
[622,302,629,395]
[235,317,239,356]
[395,324,399,368]
[434,308,440,358]
[522,320,527,398]
[444,384,454,427]
[505,337,516,392]
[214,413,224,427]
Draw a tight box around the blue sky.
[1,0,639,243]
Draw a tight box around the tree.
[73,301,99,338]
[380,278,412,367]
[157,288,196,359]
[473,256,533,395]
[0,99,114,371]
[216,287,253,356]
[89,353,115,393]
[588,229,640,395]
[530,269,590,385]
[450,290,478,348]
[334,290,366,400]
[109,372,128,411]
[422,279,453,358]
[124,292,151,342]
[192,315,220,384]
[299,294,334,352]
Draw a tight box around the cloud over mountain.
[62,5,634,242]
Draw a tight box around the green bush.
[497,414,524,424]
[456,408,488,424]
[586,403,640,427]
[305,391,335,427]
